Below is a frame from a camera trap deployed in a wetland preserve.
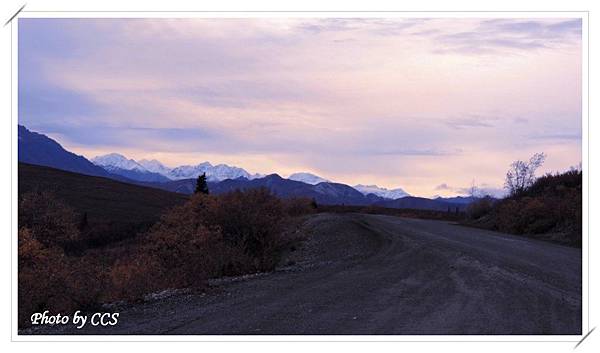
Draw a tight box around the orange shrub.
[470,170,582,246]
[19,191,79,246]
[466,197,494,220]
[18,192,110,328]
[19,187,309,323]
[18,227,69,327]
[108,253,164,301]
[205,188,288,271]
[18,227,107,328]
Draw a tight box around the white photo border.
[9,10,590,343]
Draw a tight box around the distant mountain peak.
[138,158,171,175]
[167,161,253,182]
[265,173,284,180]
[288,172,330,185]
[353,184,410,200]
[92,153,147,172]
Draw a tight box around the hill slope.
[18,163,188,226]
[18,125,110,178]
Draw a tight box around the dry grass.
[18,188,314,328]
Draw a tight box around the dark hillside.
[19,163,188,247]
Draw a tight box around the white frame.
[9,10,589,342]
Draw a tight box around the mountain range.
[91,153,171,182]
[17,125,479,210]
[91,152,265,183]
[91,155,411,201]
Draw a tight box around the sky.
[18,17,582,197]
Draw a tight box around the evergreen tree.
[195,172,209,194]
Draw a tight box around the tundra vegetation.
[18,188,315,328]
[465,153,582,246]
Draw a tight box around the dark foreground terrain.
[30,213,581,335]
[19,163,188,225]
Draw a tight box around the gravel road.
[33,213,581,335]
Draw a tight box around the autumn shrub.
[19,187,314,323]
[107,188,303,299]
[108,253,165,301]
[108,207,226,299]
[204,188,289,271]
[18,226,108,328]
[18,192,109,328]
[19,191,79,247]
[467,170,582,246]
[465,196,495,220]
[18,227,70,327]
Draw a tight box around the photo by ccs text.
[30,311,120,329]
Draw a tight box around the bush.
[18,227,69,327]
[466,196,494,220]
[107,188,307,300]
[204,189,289,270]
[108,253,164,300]
[18,187,314,327]
[466,169,582,246]
[19,191,79,246]
[18,192,109,328]
[18,227,107,328]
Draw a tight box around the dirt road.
[39,213,582,335]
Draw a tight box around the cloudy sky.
[19,17,582,197]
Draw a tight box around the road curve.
[40,213,582,335]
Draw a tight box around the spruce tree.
[195,172,209,194]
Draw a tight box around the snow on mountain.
[138,159,172,176]
[91,153,172,182]
[167,161,254,182]
[209,164,252,181]
[168,162,212,180]
[92,153,147,172]
[353,184,410,200]
[288,172,330,185]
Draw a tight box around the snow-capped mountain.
[288,172,330,185]
[92,153,147,172]
[168,162,211,180]
[138,159,172,176]
[168,162,255,182]
[93,153,260,183]
[91,153,171,183]
[353,184,410,200]
[210,164,252,181]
